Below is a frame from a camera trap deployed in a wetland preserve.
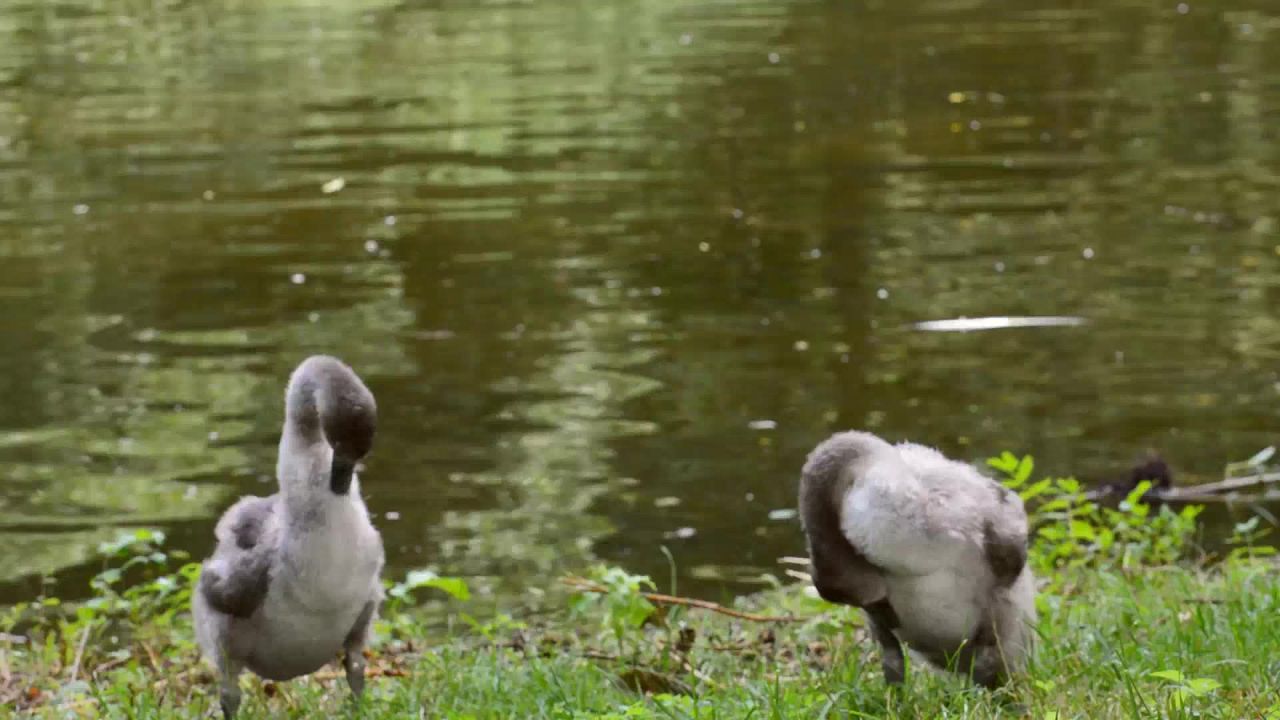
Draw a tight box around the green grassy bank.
[3,455,1279,719]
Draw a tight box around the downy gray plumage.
[798,430,1036,687]
[193,355,384,718]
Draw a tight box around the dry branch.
[560,577,799,623]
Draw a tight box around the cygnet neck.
[276,355,377,500]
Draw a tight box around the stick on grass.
[560,577,799,623]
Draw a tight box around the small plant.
[85,529,198,628]
[385,569,471,608]
[380,569,471,636]
[1225,515,1277,562]
[459,612,527,642]
[567,565,657,656]
[1149,669,1222,712]
[988,452,1203,580]
[1,526,198,710]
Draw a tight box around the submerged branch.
[1083,471,1280,503]
[1162,471,1280,499]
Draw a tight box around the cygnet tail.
[284,355,377,495]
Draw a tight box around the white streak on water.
[912,316,1087,333]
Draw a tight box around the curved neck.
[279,356,376,497]
[277,430,363,512]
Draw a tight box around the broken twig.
[560,577,799,623]
[67,625,91,682]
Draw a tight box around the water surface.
[2,0,1279,605]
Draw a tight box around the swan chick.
[193,355,384,718]
[798,430,1036,687]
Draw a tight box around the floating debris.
[321,177,346,194]
[767,508,797,521]
[913,316,1086,333]
[748,419,777,431]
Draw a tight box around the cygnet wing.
[199,496,277,618]
[898,443,1029,582]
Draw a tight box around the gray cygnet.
[799,430,1036,688]
[193,355,384,718]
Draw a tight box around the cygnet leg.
[342,599,378,699]
[216,660,243,720]
[967,618,1010,689]
[864,600,905,684]
[970,647,1008,689]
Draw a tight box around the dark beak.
[330,456,355,495]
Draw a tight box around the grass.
[4,452,1280,719]
[3,560,1279,719]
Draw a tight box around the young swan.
[798,430,1036,688]
[193,356,384,719]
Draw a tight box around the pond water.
[2,0,1279,606]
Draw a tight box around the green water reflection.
[1,0,1278,603]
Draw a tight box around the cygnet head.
[801,431,897,493]
[284,355,377,495]
[1128,451,1172,491]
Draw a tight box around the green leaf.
[1123,480,1153,510]
[1150,670,1184,682]
[402,570,470,600]
[620,598,656,628]
[1233,516,1261,535]
[1038,498,1071,513]
[420,577,470,601]
[987,451,1020,474]
[96,568,123,586]
[1020,478,1054,501]
[567,593,593,614]
[1014,456,1035,485]
[1184,678,1221,695]
[1040,526,1066,541]
[1069,520,1096,541]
